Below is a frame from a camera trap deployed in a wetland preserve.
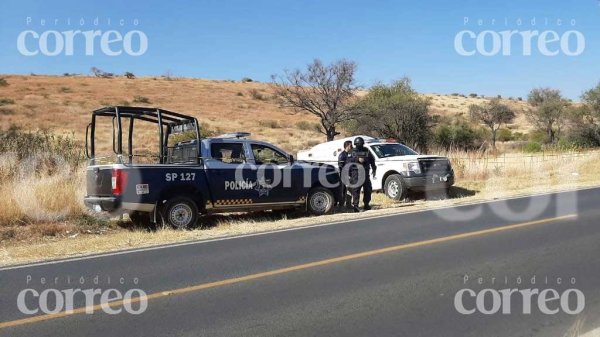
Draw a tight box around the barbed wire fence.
[439,149,600,178]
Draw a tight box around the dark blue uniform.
[347,147,377,207]
[337,150,351,207]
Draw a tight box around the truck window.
[167,140,198,164]
[251,144,288,165]
[211,143,246,164]
[167,131,199,164]
[370,144,418,158]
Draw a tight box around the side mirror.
[289,154,295,164]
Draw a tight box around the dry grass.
[424,93,532,133]
[1,149,599,266]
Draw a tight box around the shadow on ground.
[410,186,478,201]
[120,186,479,231]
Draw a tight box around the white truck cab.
[297,135,454,200]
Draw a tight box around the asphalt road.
[1,188,600,337]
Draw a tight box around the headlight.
[406,161,421,175]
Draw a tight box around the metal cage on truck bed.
[86,106,201,165]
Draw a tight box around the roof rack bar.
[128,117,134,164]
[92,107,194,123]
[90,113,96,159]
[157,108,164,164]
[115,106,123,155]
[194,118,201,165]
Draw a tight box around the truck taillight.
[111,168,128,196]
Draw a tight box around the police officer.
[337,140,353,208]
[347,137,376,212]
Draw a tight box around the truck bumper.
[403,173,455,192]
[84,196,120,212]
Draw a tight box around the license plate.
[136,184,149,195]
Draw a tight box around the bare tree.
[272,59,358,141]
[527,88,569,143]
[469,98,516,150]
[348,78,431,152]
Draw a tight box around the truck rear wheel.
[307,187,335,215]
[384,174,407,201]
[160,197,199,229]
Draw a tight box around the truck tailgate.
[86,166,113,196]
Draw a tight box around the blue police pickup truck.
[84,106,340,229]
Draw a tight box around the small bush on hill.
[0,98,15,105]
[248,89,265,100]
[133,96,151,104]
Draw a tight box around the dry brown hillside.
[424,94,532,133]
[0,75,533,153]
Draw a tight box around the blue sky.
[0,0,599,99]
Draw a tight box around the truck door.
[249,143,297,203]
[204,142,256,207]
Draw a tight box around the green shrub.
[469,93,478,98]
[0,78,8,87]
[565,126,600,148]
[512,131,525,141]
[0,127,84,169]
[241,77,253,83]
[497,128,513,142]
[433,122,485,150]
[0,98,15,105]
[528,130,547,143]
[523,142,542,153]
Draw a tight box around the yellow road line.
[0,214,577,330]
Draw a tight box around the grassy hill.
[0,74,533,154]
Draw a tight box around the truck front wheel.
[384,174,407,201]
[160,197,199,229]
[307,187,335,215]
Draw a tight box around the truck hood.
[375,154,448,162]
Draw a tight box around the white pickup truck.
[297,135,454,200]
